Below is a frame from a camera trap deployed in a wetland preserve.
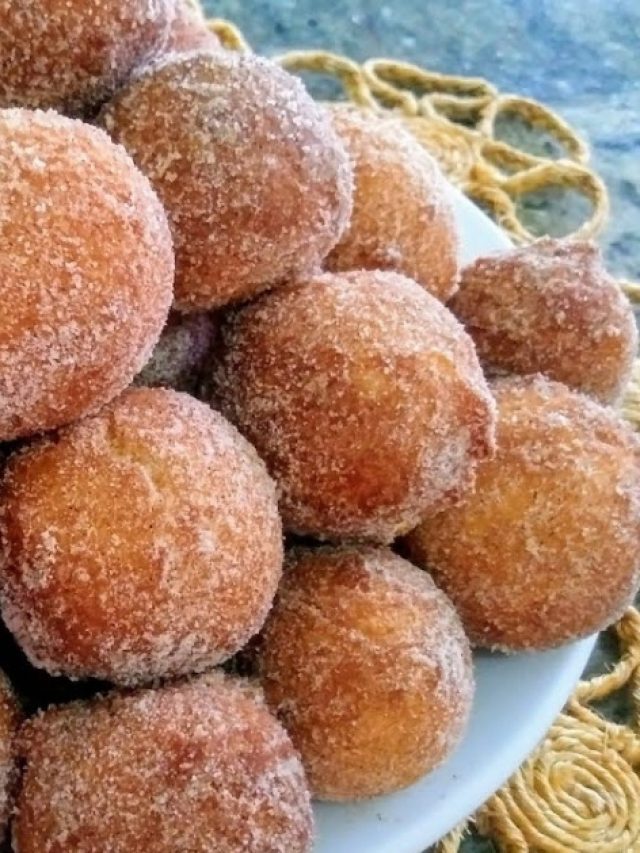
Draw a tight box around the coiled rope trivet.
[202,9,640,850]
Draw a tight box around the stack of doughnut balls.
[0,0,637,849]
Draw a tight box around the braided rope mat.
[205,10,640,850]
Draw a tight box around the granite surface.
[202,1,640,849]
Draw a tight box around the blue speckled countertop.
[202,2,639,848]
[204,0,640,282]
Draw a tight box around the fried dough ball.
[0,0,175,114]
[0,388,283,685]
[256,546,473,801]
[134,310,217,393]
[100,52,353,311]
[325,106,459,302]
[214,270,495,542]
[0,672,20,836]
[165,0,222,53]
[450,238,638,404]
[0,109,173,442]
[13,674,313,852]
[403,375,640,651]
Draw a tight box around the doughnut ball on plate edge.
[13,673,313,853]
[0,109,173,442]
[0,0,176,114]
[99,50,354,311]
[325,105,459,302]
[213,269,496,543]
[403,375,640,651]
[0,388,283,685]
[450,238,638,404]
[255,545,473,801]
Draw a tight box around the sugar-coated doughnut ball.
[134,310,217,393]
[165,0,222,53]
[214,270,495,542]
[403,375,640,651]
[0,672,20,835]
[0,388,283,685]
[0,109,173,442]
[13,674,313,852]
[100,52,353,311]
[450,238,638,404]
[326,106,459,302]
[0,0,175,114]
[257,546,473,801]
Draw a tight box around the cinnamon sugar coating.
[0,109,174,441]
[326,106,459,302]
[0,388,283,684]
[14,674,313,852]
[164,0,222,54]
[450,238,638,404]
[100,52,353,310]
[403,375,640,651]
[0,0,175,114]
[257,546,473,800]
[214,270,495,542]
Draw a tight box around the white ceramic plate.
[313,187,598,853]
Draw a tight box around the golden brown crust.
[450,238,638,404]
[100,52,353,311]
[0,0,174,114]
[0,388,283,684]
[257,546,474,800]
[214,270,495,542]
[0,109,174,442]
[403,375,640,651]
[14,673,313,852]
[326,106,459,302]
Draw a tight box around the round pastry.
[134,310,217,393]
[326,106,459,302]
[0,672,20,836]
[403,375,640,651]
[214,269,495,542]
[0,388,283,685]
[0,0,175,114]
[0,109,173,442]
[13,674,313,852]
[100,51,353,311]
[164,0,221,53]
[450,238,638,404]
[257,545,474,800]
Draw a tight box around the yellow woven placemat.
[204,10,640,850]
